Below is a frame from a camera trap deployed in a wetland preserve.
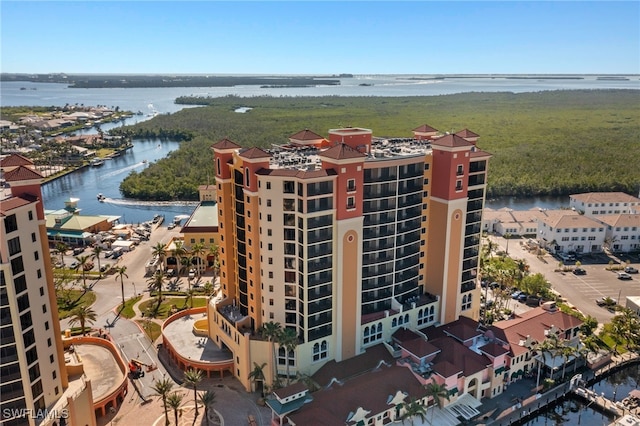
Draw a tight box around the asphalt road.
[488,235,640,324]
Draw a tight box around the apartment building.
[595,214,640,253]
[570,192,640,217]
[537,210,606,254]
[207,125,491,390]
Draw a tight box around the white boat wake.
[100,162,147,179]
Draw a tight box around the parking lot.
[488,235,640,324]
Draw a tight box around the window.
[312,341,328,361]
[245,168,250,186]
[267,199,272,207]
[28,211,34,220]
[216,158,221,175]
[31,233,36,243]
[347,179,356,192]
[4,214,18,233]
[8,237,21,256]
[424,163,430,170]
[269,299,274,306]
[347,196,356,209]
[455,180,463,191]
[267,214,272,222]
[456,164,464,176]
[462,294,472,310]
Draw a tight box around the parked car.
[69,261,79,269]
[188,269,196,279]
[100,264,110,273]
[624,266,638,274]
[104,250,114,258]
[617,272,632,280]
[525,295,542,306]
[517,293,529,302]
[489,282,501,289]
[596,296,617,306]
[573,268,587,275]
[72,247,85,255]
[167,223,177,230]
[511,290,522,299]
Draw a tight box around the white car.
[188,269,196,279]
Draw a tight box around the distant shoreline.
[1,73,637,89]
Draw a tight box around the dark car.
[517,293,529,302]
[525,296,542,306]
[72,247,85,255]
[573,268,587,275]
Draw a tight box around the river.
[40,139,197,225]
[3,76,638,223]
[521,364,640,425]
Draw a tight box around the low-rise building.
[537,210,605,254]
[570,192,640,217]
[594,214,640,253]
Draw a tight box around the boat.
[90,158,105,167]
[142,159,148,164]
[97,193,105,202]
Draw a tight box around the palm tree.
[147,270,166,309]
[92,246,103,277]
[208,243,220,278]
[151,377,174,426]
[75,254,92,290]
[198,390,216,426]
[183,368,203,417]
[152,242,167,272]
[166,391,184,426]
[560,343,577,381]
[171,241,187,281]
[279,328,298,385]
[191,242,206,277]
[259,321,282,384]
[68,305,96,336]
[55,241,68,266]
[424,379,450,425]
[401,397,427,426]
[248,362,267,395]
[504,232,512,255]
[114,266,128,309]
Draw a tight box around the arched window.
[392,318,397,327]
[428,306,435,322]
[313,341,328,361]
[404,314,409,323]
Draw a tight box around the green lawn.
[57,290,96,319]
[119,296,142,319]
[139,297,207,319]
[136,319,162,342]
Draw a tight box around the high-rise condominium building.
[207,126,490,390]
[1,156,67,425]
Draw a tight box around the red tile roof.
[391,328,422,343]
[290,365,426,426]
[441,317,482,342]
[3,166,43,182]
[455,128,480,138]
[413,124,439,133]
[318,143,366,160]
[289,129,324,141]
[432,360,462,378]
[430,336,491,377]
[239,147,271,159]
[210,138,241,150]
[431,134,473,148]
[274,382,307,400]
[478,342,509,358]
[0,154,33,167]
[400,339,441,359]
[487,307,583,356]
[0,196,33,216]
[311,344,395,387]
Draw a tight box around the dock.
[572,386,623,416]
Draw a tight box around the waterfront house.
[537,211,606,255]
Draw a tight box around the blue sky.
[2,1,639,74]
